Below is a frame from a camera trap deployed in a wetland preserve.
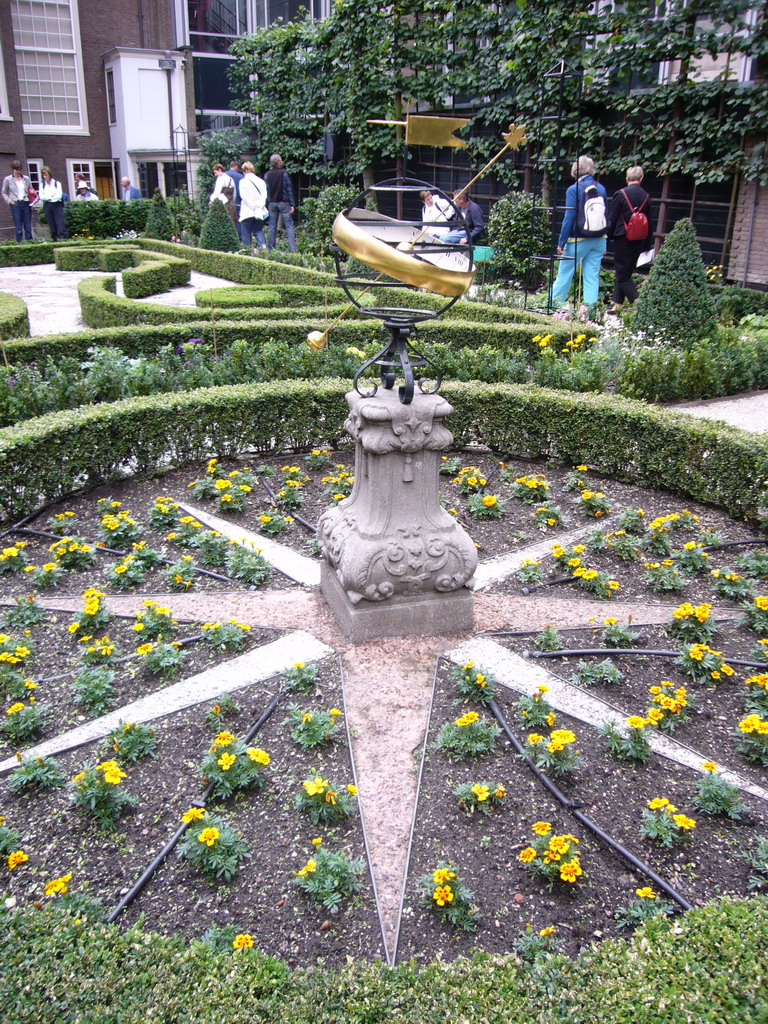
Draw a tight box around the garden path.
[11,581,686,956]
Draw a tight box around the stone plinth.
[318,389,477,640]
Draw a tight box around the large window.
[0,41,12,120]
[11,0,87,132]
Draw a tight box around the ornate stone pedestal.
[318,389,477,641]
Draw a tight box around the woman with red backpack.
[607,165,653,312]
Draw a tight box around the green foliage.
[487,192,550,287]
[205,693,242,730]
[7,754,66,792]
[600,717,652,763]
[286,705,342,749]
[199,736,271,799]
[293,845,364,910]
[143,190,174,242]
[294,773,357,825]
[195,287,282,308]
[693,767,747,819]
[64,200,151,239]
[640,800,697,847]
[69,760,137,830]
[300,185,361,255]
[71,667,116,716]
[225,544,270,585]
[449,660,499,705]
[281,663,318,693]
[452,780,506,816]
[1,700,44,742]
[418,863,480,932]
[571,658,623,687]
[201,620,251,651]
[102,721,157,763]
[137,641,185,676]
[2,595,45,629]
[516,685,555,729]
[196,124,253,198]
[0,291,29,339]
[434,710,500,759]
[199,199,241,254]
[176,812,251,882]
[532,626,563,652]
[634,220,718,347]
[615,891,675,930]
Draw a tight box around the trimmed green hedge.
[2,379,767,522]
[54,246,138,272]
[140,238,335,286]
[64,198,152,238]
[0,291,29,339]
[195,284,347,308]
[1,898,767,1023]
[0,238,135,267]
[122,259,170,298]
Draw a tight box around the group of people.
[2,159,143,243]
[420,188,485,245]
[550,156,653,313]
[209,154,296,252]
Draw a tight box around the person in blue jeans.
[265,153,296,252]
[1,160,33,242]
[550,156,608,310]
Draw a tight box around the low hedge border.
[0,291,29,340]
[53,246,191,297]
[1,379,766,522]
[140,237,335,286]
[195,284,349,308]
[1,897,766,1023]
[54,246,139,273]
[0,238,136,267]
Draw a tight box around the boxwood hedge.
[0,897,766,1024]
[0,291,29,339]
[1,379,767,522]
[0,238,135,267]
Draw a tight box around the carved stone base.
[321,561,474,642]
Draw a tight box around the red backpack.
[620,188,649,241]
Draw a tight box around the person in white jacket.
[238,161,268,249]
[209,164,234,204]
[420,189,453,238]
[40,166,66,241]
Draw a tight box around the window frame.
[0,39,12,121]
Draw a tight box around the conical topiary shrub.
[143,189,174,241]
[199,199,241,253]
[633,218,717,347]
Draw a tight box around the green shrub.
[633,218,718,347]
[143,189,174,242]
[0,292,29,339]
[300,184,361,255]
[133,251,191,288]
[199,199,241,253]
[64,199,151,239]
[195,287,283,308]
[710,283,768,324]
[122,260,171,299]
[487,191,550,286]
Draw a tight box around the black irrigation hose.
[483,614,739,639]
[106,687,289,924]
[702,539,767,552]
[525,647,768,669]
[36,634,205,684]
[11,526,237,585]
[487,698,693,912]
[257,471,319,535]
[520,575,580,595]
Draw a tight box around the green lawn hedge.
[0,291,29,339]
[1,897,766,1024]
[1,379,767,522]
[0,238,135,267]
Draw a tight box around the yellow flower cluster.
[745,673,768,692]
[455,711,479,727]
[514,474,549,492]
[95,760,127,785]
[548,728,576,752]
[738,713,768,735]
[532,333,553,349]
[44,873,72,896]
[198,827,220,847]
[647,681,688,724]
[296,858,317,877]
[673,602,712,623]
[181,807,205,824]
[647,797,696,830]
[7,850,28,870]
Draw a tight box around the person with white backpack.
[239,161,268,250]
[550,155,608,312]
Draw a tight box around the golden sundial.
[307,120,527,404]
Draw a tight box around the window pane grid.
[11,0,82,127]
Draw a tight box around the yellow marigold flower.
[5,702,24,715]
[636,887,656,899]
[646,708,664,723]
[103,767,126,785]
[329,708,342,717]
[627,716,646,730]
[181,807,205,823]
[311,837,323,847]
[136,643,155,655]
[532,821,552,836]
[559,859,583,883]
[721,664,734,677]
[495,785,506,799]
[433,867,456,885]
[701,761,718,773]
[455,711,479,727]
[217,753,236,771]
[550,729,576,745]
[482,495,497,508]
[246,747,270,766]
[214,731,235,747]
[304,776,328,796]
[603,617,617,626]
[518,847,537,863]
[433,885,454,906]
[527,733,544,745]
[648,797,670,810]
[44,873,72,897]
[347,784,357,795]
[232,934,254,950]
[546,712,556,727]
[673,814,696,830]
[576,465,588,472]
[739,714,761,734]
[7,850,29,870]
[296,859,317,877]
[754,596,768,612]
[471,784,490,802]
[198,827,219,847]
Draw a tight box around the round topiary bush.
[487,191,550,287]
[633,218,718,347]
[143,190,174,242]
[199,199,241,253]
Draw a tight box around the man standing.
[121,177,141,201]
[265,154,296,252]
[442,192,485,244]
[227,160,244,241]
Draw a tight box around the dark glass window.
[105,68,116,124]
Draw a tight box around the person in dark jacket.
[607,165,653,311]
[265,154,296,252]
[442,191,485,244]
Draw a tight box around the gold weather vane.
[306,120,527,351]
